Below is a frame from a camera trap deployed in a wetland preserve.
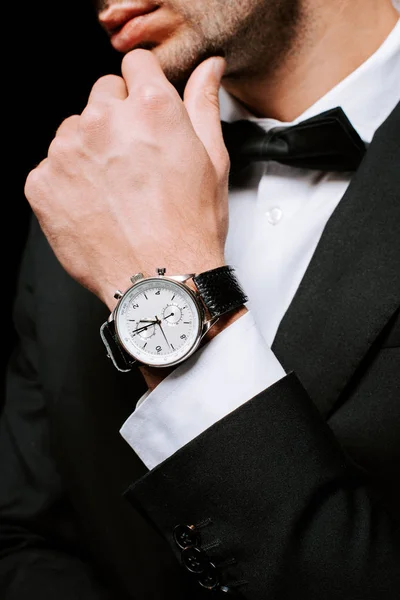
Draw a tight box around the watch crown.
[114,290,123,300]
[130,273,144,284]
[157,268,166,276]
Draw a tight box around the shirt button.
[173,524,201,549]
[265,206,283,225]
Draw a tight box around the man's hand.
[24,50,229,311]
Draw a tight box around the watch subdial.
[162,303,183,326]
[133,318,156,340]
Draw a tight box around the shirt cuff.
[120,310,286,470]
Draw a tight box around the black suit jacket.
[1,102,399,600]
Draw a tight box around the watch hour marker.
[142,342,147,349]
[171,294,176,301]
[183,321,191,324]
[171,343,175,351]
[143,292,148,300]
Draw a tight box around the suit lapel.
[272,102,400,419]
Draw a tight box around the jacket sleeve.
[0,218,114,600]
[124,371,400,599]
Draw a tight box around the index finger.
[121,49,176,97]
[88,74,128,104]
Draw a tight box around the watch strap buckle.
[100,321,137,372]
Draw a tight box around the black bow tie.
[221,107,367,172]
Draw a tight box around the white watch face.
[115,277,203,367]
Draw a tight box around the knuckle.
[216,147,231,180]
[56,114,79,136]
[47,135,73,161]
[80,103,112,133]
[138,84,174,111]
[24,166,46,202]
[96,73,122,88]
[58,115,72,129]
[220,146,231,169]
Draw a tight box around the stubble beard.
[133,0,302,94]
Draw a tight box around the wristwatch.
[100,265,248,372]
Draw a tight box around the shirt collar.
[219,17,400,143]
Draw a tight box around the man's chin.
[162,49,227,94]
[147,44,200,93]
[120,38,223,95]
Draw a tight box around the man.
[1,0,399,598]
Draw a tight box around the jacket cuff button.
[198,562,219,590]
[173,524,201,549]
[181,546,209,574]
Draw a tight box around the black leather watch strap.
[100,320,136,372]
[192,265,248,319]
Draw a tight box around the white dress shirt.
[120,19,400,471]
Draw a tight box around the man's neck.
[222,0,399,122]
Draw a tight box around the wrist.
[101,263,247,384]
[102,258,226,312]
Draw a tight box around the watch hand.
[158,323,171,348]
[155,315,171,349]
[132,323,156,336]
[163,313,174,320]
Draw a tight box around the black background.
[4,1,121,401]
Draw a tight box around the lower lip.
[110,9,161,52]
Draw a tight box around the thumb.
[184,56,228,172]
